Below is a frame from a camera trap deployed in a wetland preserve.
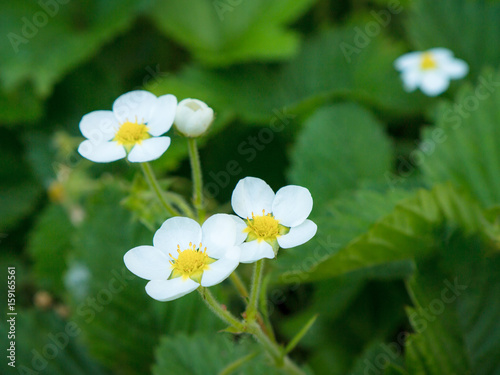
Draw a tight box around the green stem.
[230,272,249,300]
[246,259,264,323]
[187,138,205,222]
[140,162,180,217]
[199,284,305,375]
[198,288,244,331]
[218,351,259,375]
[259,274,276,342]
[248,323,306,375]
[164,191,196,220]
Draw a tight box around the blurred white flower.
[78,90,177,163]
[231,177,317,263]
[124,215,242,301]
[174,98,214,137]
[394,48,468,96]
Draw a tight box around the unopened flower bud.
[174,98,214,137]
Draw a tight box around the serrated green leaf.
[288,103,393,206]
[420,69,500,208]
[348,340,404,375]
[27,203,74,293]
[310,184,490,280]
[153,333,292,375]
[403,232,500,374]
[0,310,108,375]
[149,0,316,66]
[0,0,148,100]
[149,27,430,125]
[0,84,43,124]
[273,187,412,284]
[275,183,492,284]
[0,130,42,232]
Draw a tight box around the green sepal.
[220,325,245,334]
[189,270,204,284]
[206,256,217,265]
[169,270,183,280]
[267,238,280,257]
[278,224,290,236]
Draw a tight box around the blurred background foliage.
[1,0,500,374]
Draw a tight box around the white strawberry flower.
[78,90,177,163]
[174,98,214,137]
[124,215,242,301]
[394,48,468,96]
[231,177,317,263]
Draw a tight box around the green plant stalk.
[164,191,196,220]
[187,138,205,222]
[246,259,264,323]
[248,323,306,375]
[198,287,245,331]
[229,272,249,299]
[284,314,318,354]
[218,351,259,375]
[199,286,305,375]
[259,274,276,342]
[140,162,181,217]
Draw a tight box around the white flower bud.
[174,98,214,137]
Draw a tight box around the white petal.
[153,217,202,257]
[112,90,157,124]
[231,177,275,219]
[440,59,469,79]
[401,69,423,92]
[201,247,241,287]
[272,185,313,227]
[428,48,453,61]
[79,110,118,142]
[239,240,274,263]
[394,52,422,71]
[145,278,199,301]
[123,246,172,280]
[127,137,171,163]
[147,94,177,136]
[175,98,214,137]
[201,214,237,259]
[277,220,317,249]
[420,72,450,96]
[78,140,126,163]
[231,215,248,245]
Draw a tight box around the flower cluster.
[77,91,214,163]
[124,177,317,301]
[77,90,318,301]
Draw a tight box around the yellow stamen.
[113,119,150,146]
[420,52,437,70]
[244,210,281,242]
[169,242,214,282]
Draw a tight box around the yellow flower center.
[113,120,150,146]
[169,243,215,282]
[244,210,281,242]
[420,52,437,70]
